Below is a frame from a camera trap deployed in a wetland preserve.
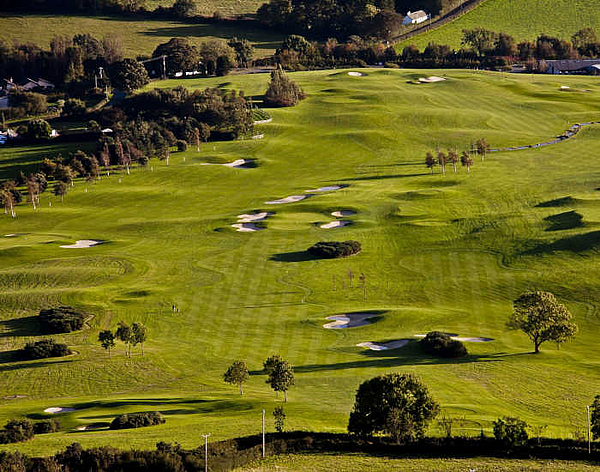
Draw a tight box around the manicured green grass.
[236,453,600,471]
[0,13,283,58]
[144,0,265,16]
[398,0,600,51]
[0,69,600,456]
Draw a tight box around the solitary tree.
[115,322,132,357]
[131,322,148,356]
[508,291,578,353]
[476,138,490,161]
[425,152,436,174]
[267,360,295,402]
[460,151,473,172]
[591,395,600,440]
[223,360,249,395]
[348,373,439,443]
[53,181,68,203]
[98,330,116,358]
[264,65,306,107]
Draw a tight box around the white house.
[402,10,430,25]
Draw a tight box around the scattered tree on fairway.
[460,151,473,172]
[263,355,283,375]
[223,360,249,395]
[448,149,459,173]
[53,181,68,202]
[425,152,436,174]
[591,395,600,440]
[476,138,490,161]
[273,406,285,432]
[508,291,578,353]
[26,175,40,210]
[115,322,132,357]
[348,373,440,442]
[131,322,148,355]
[437,150,447,174]
[98,330,115,358]
[267,359,295,402]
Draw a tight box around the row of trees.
[98,322,148,357]
[424,139,489,174]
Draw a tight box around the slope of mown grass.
[0,70,599,455]
[144,0,265,16]
[397,0,600,51]
[0,13,282,58]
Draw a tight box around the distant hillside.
[144,0,265,16]
[397,0,600,51]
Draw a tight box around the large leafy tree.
[508,291,578,353]
[348,373,439,442]
[462,28,498,57]
[131,322,148,355]
[223,360,249,395]
[26,119,52,140]
[98,330,115,358]
[110,58,150,93]
[264,65,306,107]
[266,358,295,402]
[153,38,200,73]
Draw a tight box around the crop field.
[398,0,600,51]
[237,453,600,471]
[0,69,599,456]
[0,13,282,58]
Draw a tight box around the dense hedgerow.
[17,339,72,361]
[110,412,165,430]
[308,241,362,259]
[419,331,467,358]
[38,306,85,334]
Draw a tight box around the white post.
[202,433,210,472]
[587,406,591,455]
[262,409,266,458]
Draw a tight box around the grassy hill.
[0,13,282,58]
[0,69,600,455]
[143,0,266,16]
[397,0,600,51]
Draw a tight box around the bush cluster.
[109,412,165,430]
[38,306,85,333]
[419,331,467,358]
[33,419,61,435]
[17,339,72,361]
[307,241,361,259]
[0,420,34,445]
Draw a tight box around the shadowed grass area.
[544,211,584,231]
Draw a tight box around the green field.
[236,453,600,471]
[144,0,265,16]
[0,69,600,456]
[398,0,600,51]
[0,13,282,58]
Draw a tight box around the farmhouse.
[546,59,600,75]
[402,10,430,25]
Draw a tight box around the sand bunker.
[414,334,493,342]
[331,210,356,218]
[265,195,309,205]
[201,159,248,168]
[348,71,366,77]
[320,220,350,229]
[357,339,411,351]
[76,423,108,431]
[305,185,345,193]
[231,223,264,232]
[44,407,76,414]
[324,313,379,329]
[237,212,272,223]
[60,240,103,249]
[418,76,446,83]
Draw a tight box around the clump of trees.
[493,417,529,449]
[17,339,71,361]
[348,373,440,442]
[0,419,35,444]
[111,322,148,357]
[508,291,578,353]
[109,412,165,430]
[419,331,467,358]
[38,306,86,333]
[33,419,61,435]
[264,66,306,107]
[308,241,362,259]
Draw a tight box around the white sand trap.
[44,407,76,414]
[231,223,264,232]
[76,424,107,431]
[324,313,379,329]
[265,195,309,205]
[320,220,350,229]
[332,210,356,218]
[305,185,344,193]
[348,71,366,77]
[60,240,103,249]
[560,85,570,90]
[201,159,247,168]
[237,212,273,223]
[418,76,446,83]
[357,339,411,351]
[414,334,493,342]
[5,234,17,237]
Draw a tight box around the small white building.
[402,10,430,25]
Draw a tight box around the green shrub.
[307,241,361,259]
[419,331,467,358]
[493,417,529,448]
[18,339,72,361]
[0,419,35,444]
[109,412,165,430]
[33,419,60,434]
[38,306,85,334]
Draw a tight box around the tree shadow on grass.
[270,251,319,262]
[543,211,584,231]
[339,173,430,181]
[523,230,600,255]
[0,356,74,371]
[0,316,40,338]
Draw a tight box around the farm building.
[402,10,430,25]
[546,59,600,75]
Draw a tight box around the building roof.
[406,10,428,20]
[547,59,600,71]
